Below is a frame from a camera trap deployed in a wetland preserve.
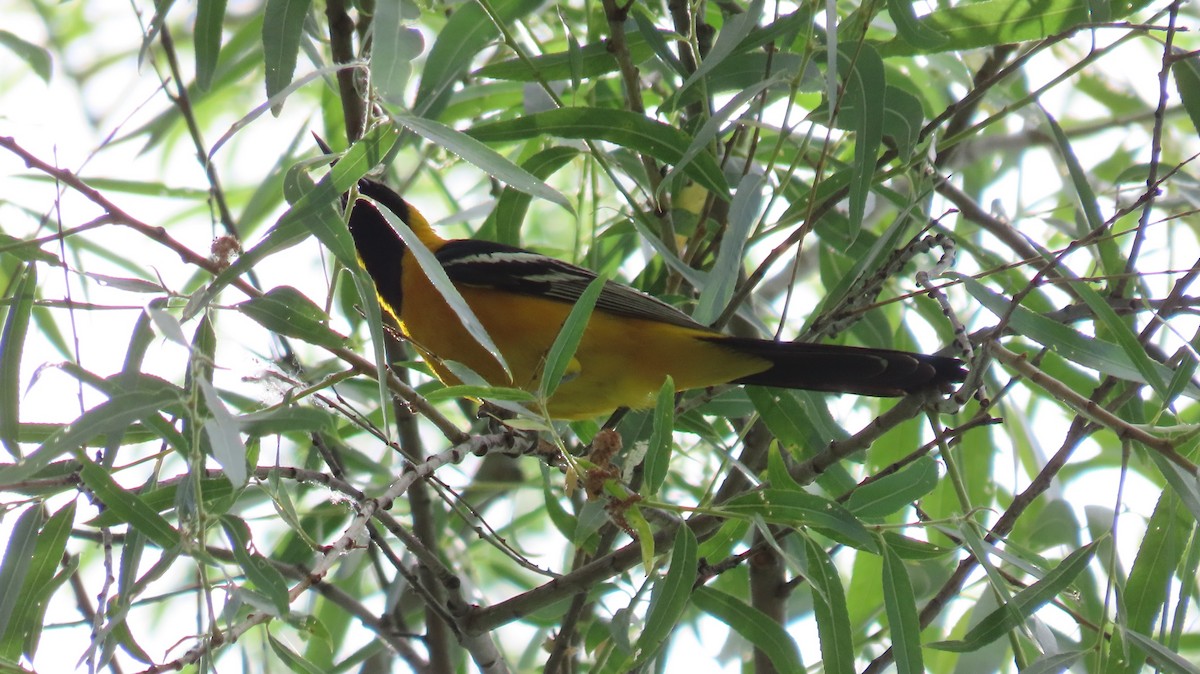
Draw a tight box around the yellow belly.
[390,274,769,419]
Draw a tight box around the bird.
[342,173,966,420]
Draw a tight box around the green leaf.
[236,286,347,349]
[805,537,854,674]
[628,525,697,669]
[1121,628,1200,674]
[268,633,324,674]
[0,505,44,642]
[373,0,424,105]
[693,587,804,672]
[414,0,543,119]
[1021,651,1087,674]
[541,464,578,542]
[1,263,35,458]
[874,0,1153,57]
[693,172,761,325]
[0,375,187,485]
[887,0,948,49]
[541,275,606,399]
[1106,488,1191,672]
[725,489,876,552]
[674,0,766,102]
[195,0,228,90]
[0,502,73,662]
[421,384,537,404]
[188,125,398,319]
[474,31,659,82]
[0,233,59,264]
[468,107,729,198]
[238,406,336,436]
[832,43,885,241]
[74,452,181,551]
[845,456,939,519]
[375,202,512,380]
[393,110,573,212]
[642,377,676,497]
[0,30,51,82]
[881,541,923,674]
[221,516,290,615]
[879,83,925,159]
[262,0,312,113]
[957,274,1198,399]
[930,540,1099,652]
[1173,53,1200,138]
[479,146,580,246]
[200,380,248,487]
[87,478,235,528]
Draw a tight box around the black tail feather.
[711,337,966,397]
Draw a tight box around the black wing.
[435,239,707,331]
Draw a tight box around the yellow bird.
[346,177,965,420]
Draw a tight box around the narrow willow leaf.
[0,505,44,639]
[1122,628,1200,674]
[541,464,577,542]
[1021,651,1087,674]
[236,286,347,349]
[1173,53,1200,137]
[693,172,762,325]
[88,478,234,528]
[0,30,51,82]
[195,0,228,90]
[726,489,876,552]
[693,587,804,672]
[1,263,35,458]
[541,276,606,399]
[75,451,181,551]
[662,73,788,182]
[238,406,335,436]
[930,540,1099,652]
[468,107,729,198]
[832,43,885,241]
[0,502,73,662]
[188,124,399,320]
[262,0,312,113]
[881,541,923,674]
[805,537,854,674]
[268,633,324,674]
[413,0,543,119]
[628,525,697,669]
[393,111,572,212]
[846,455,939,519]
[422,384,537,403]
[376,203,511,379]
[887,0,947,48]
[474,31,659,82]
[0,376,186,485]
[675,0,765,101]
[221,515,290,615]
[479,146,580,246]
[957,274,1197,399]
[642,376,676,496]
[1107,488,1191,671]
[765,441,803,491]
[875,0,1153,57]
[373,0,424,105]
[200,380,248,487]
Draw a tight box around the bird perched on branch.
[340,168,965,420]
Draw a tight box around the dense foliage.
[2,0,1199,672]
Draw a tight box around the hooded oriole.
[345,176,965,420]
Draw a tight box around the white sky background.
[2,0,1199,672]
